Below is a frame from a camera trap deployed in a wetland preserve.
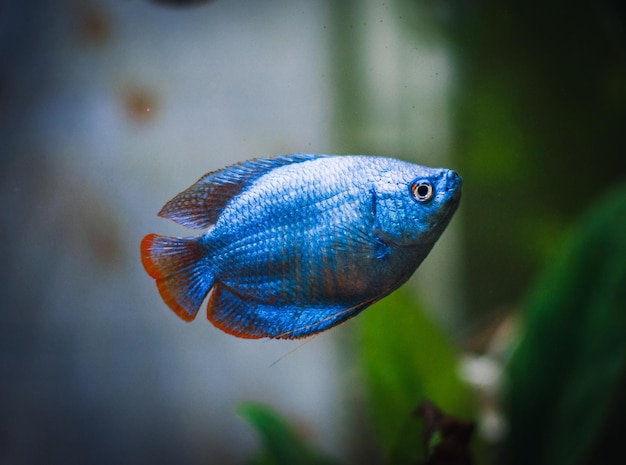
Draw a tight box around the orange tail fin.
[140,234,213,321]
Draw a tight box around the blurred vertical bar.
[327,0,464,332]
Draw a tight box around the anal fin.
[206,283,370,339]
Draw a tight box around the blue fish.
[141,154,461,339]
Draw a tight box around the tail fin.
[140,234,214,322]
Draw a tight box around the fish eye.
[411,180,434,202]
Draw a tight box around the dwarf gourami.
[141,154,461,339]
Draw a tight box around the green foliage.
[386,408,427,464]
[359,288,475,462]
[445,0,626,323]
[237,402,340,465]
[505,184,626,465]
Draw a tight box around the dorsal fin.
[159,153,322,229]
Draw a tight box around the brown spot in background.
[122,86,159,123]
[67,1,112,45]
[80,197,124,267]
[7,154,124,269]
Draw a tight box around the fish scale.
[141,154,461,339]
[221,227,349,303]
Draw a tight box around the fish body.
[141,154,461,339]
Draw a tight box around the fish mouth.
[444,170,462,204]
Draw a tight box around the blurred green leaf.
[238,402,340,465]
[359,288,475,462]
[386,406,427,465]
[506,184,626,465]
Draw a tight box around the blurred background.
[1,1,624,464]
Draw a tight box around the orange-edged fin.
[158,154,322,229]
[206,282,367,339]
[205,283,265,339]
[140,234,214,322]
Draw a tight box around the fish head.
[373,165,462,246]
